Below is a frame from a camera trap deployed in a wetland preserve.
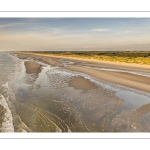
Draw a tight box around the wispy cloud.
[91,28,109,32]
[115,30,133,35]
[50,28,63,34]
[124,30,132,33]
[0,23,17,28]
[0,22,45,29]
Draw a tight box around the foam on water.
[0,83,14,132]
[46,67,150,108]
[0,52,23,132]
[0,94,14,132]
[46,67,121,92]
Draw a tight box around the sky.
[0,18,150,51]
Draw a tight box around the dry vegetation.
[16,51,150,65]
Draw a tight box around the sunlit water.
[1,52,150,132]
[116,91,150,109]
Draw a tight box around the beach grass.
[16,51,150,65]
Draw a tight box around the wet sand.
[16,52,150,70]
[15,54,29,60]
[24,61,41,74]
[41,58,64,67]
[11,52,150,132]
[21,54,150,93]
[68,77,98,91]
[66,65,150,93]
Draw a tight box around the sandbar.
[24,61,41,74]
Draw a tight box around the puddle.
[116,91,150,109]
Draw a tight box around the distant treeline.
[26,51,150,58]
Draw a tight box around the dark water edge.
[0,52,22,132]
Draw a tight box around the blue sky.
[0,18,150,51]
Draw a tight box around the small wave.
[0,82,14,132]
[0,93,14,132]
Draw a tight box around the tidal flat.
[0,52,150,132]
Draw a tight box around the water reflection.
[10,53,150,132]
[12,59,89,132]
[116,91,150,110]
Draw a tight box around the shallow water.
[0,52,22,132]
[11,59,90,132]
[0,52,20,85]
[1,52,150,132]
[116,91,150,110]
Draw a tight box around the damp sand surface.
[66,65,150,93]
[68,77,98,91]
[6,52,150,132]
[16,52,150,89]
[24,61,42,74]
[41,58,64,67]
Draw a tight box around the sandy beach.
[15,52,150,93]
[16,52,150,69]
[8,52,150,132]
[67,65,150,93]
[24,61,42,74]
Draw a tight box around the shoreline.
[8,52,150,132]
[13,52,150,93]
[66,65,150,93]
[13,52,150,69]
[0,94,14,132]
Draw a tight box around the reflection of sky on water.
[116,91,150,110]
[12,56,150,132]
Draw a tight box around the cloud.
[124,30,132,33]
[0,29,149,51]
[48,28,64,34]
[115,30,133,35]
[0,33,92,51]
[0,23,25,28]
[0,22,46,29]
[91,28,109,32]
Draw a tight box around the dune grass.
[15,51,150,65]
